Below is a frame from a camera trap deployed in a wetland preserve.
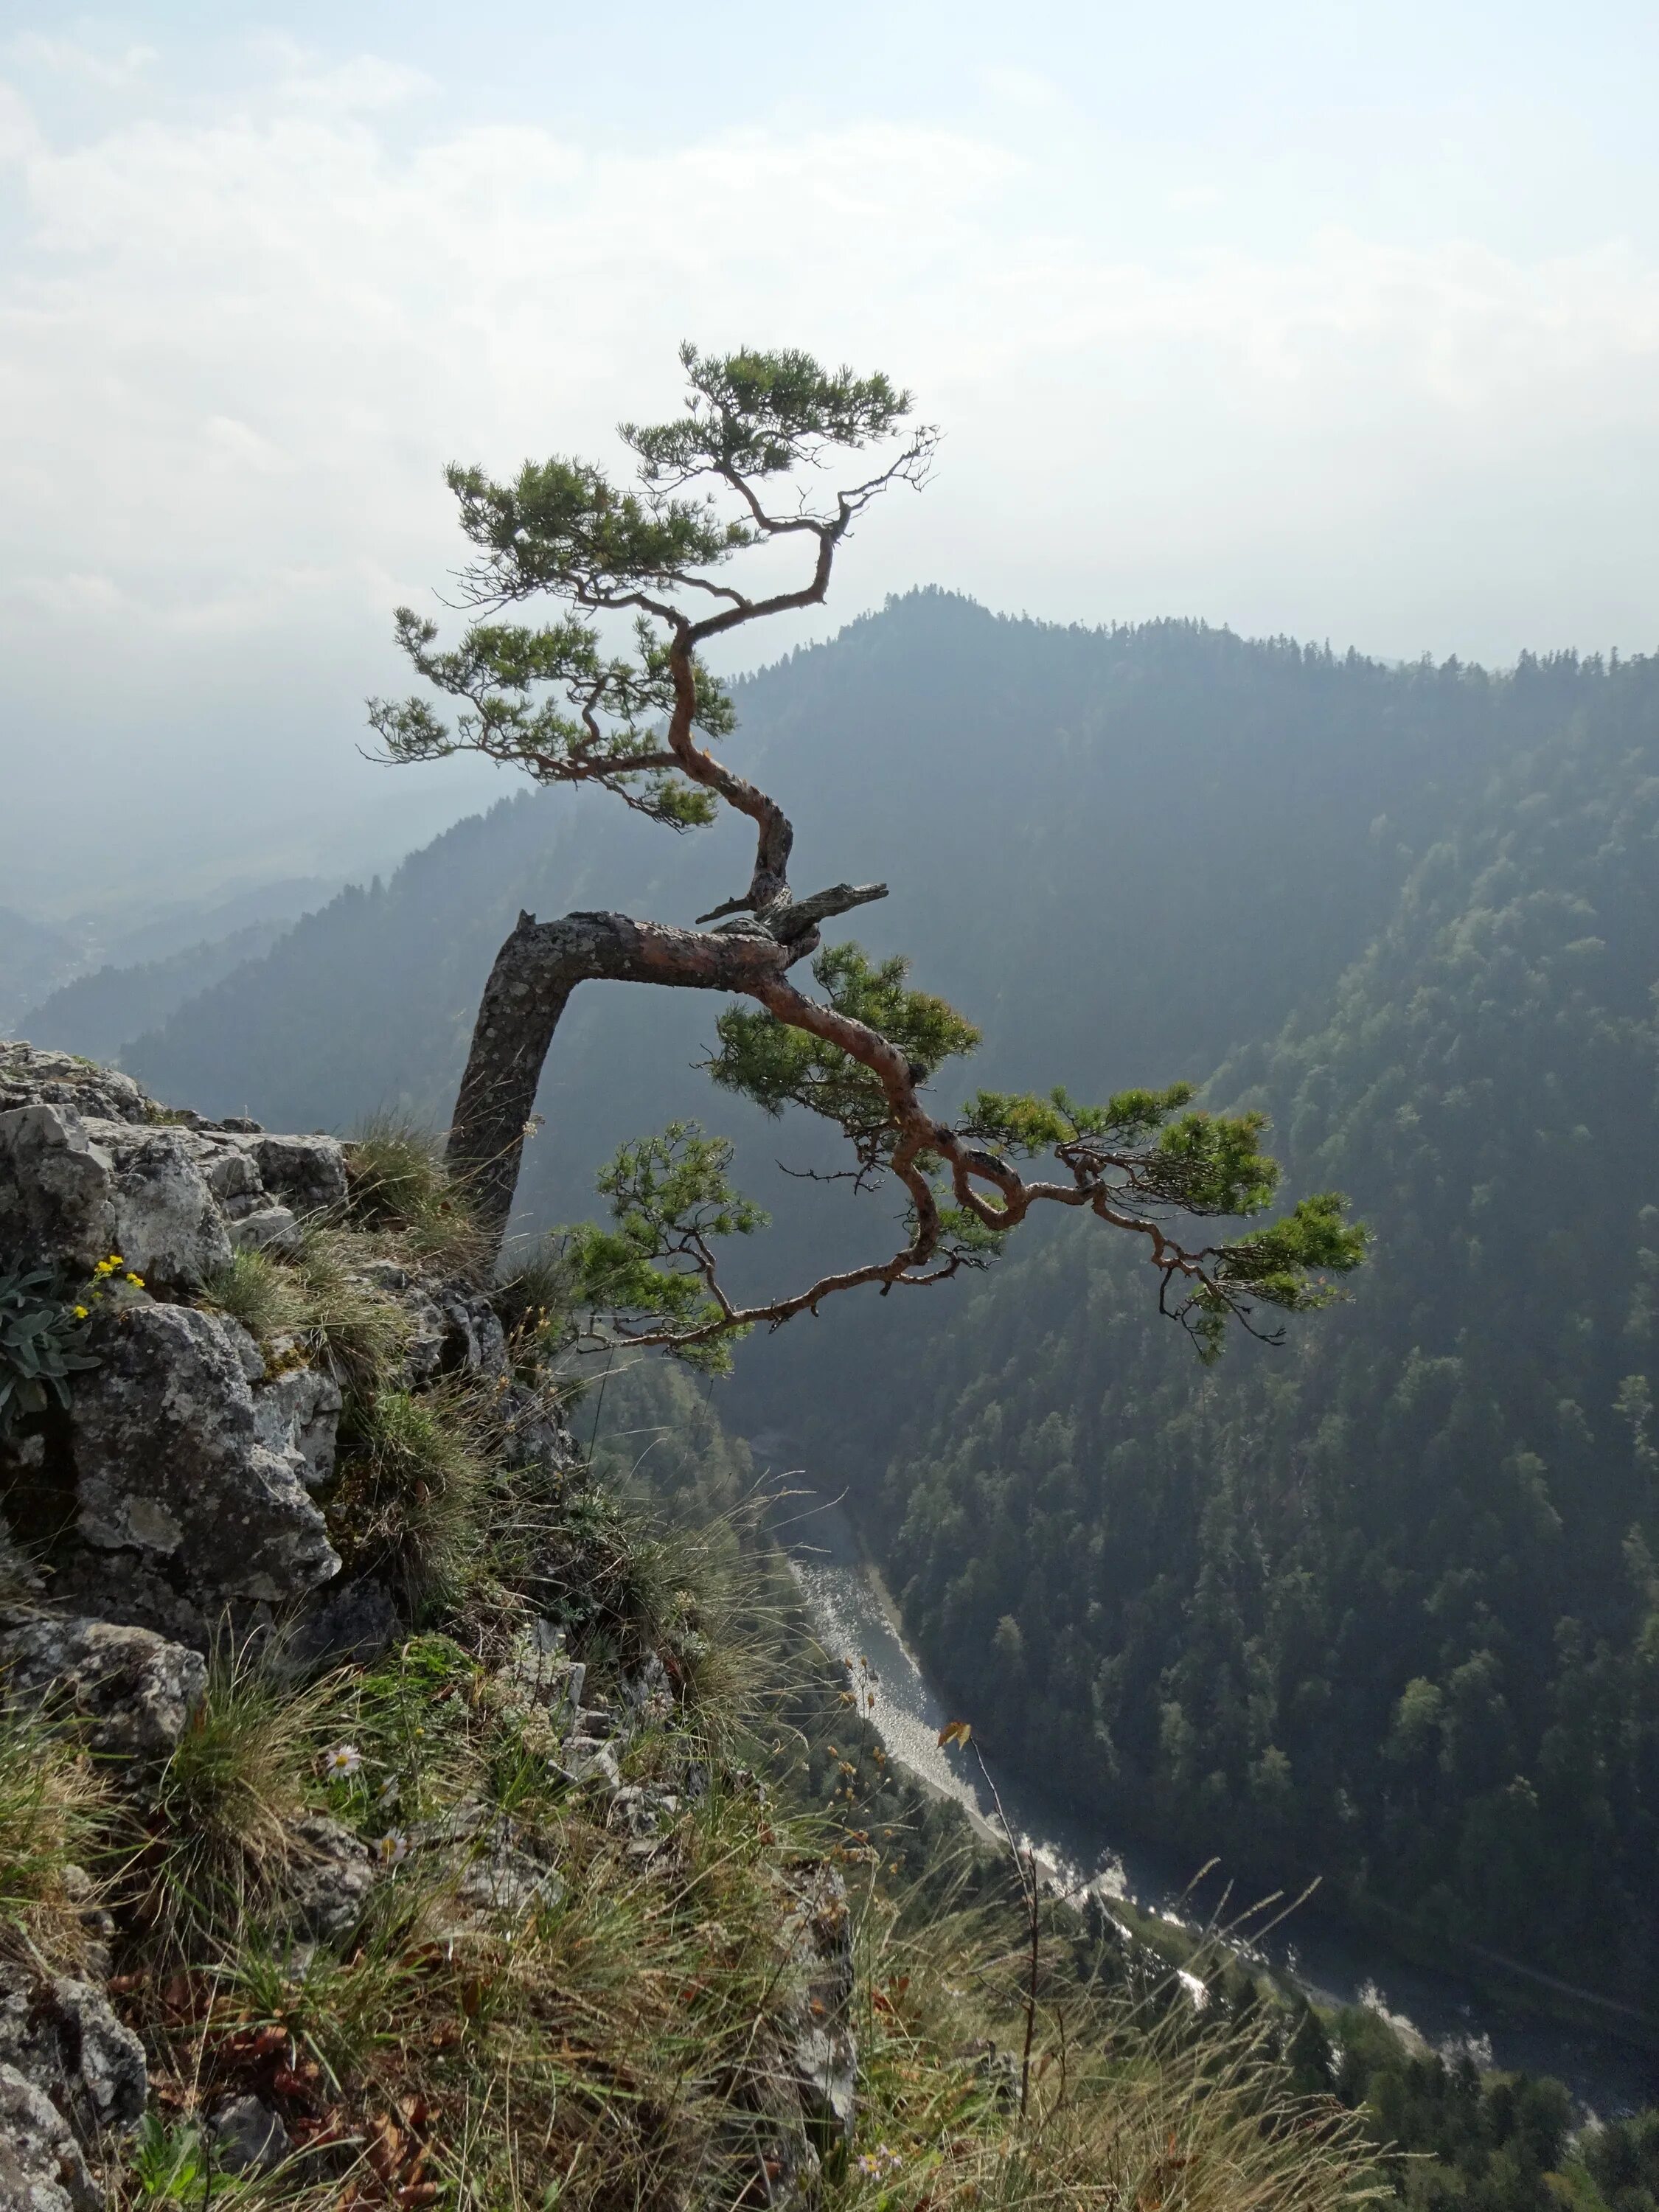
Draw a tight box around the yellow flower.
[72,1305,88,1320]
[108,1254,122,1267]
[125,1273,144,1287]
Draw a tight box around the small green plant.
[0,1265,100,1438]
[125,2112,210,2206]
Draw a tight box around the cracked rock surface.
[0,1614,204,1757]
[0,2062,99,2212]
[69,1302,340,1615]
[0,1964,147,2146]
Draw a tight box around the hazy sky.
[3,1,1658,916]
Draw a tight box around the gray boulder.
[69,1304,338,1607]
[229,1133,348,1217]
[0,1047,147,1129]
[209,2096,289,2176]
[0,2062,97,2212]
[0,1614,204,1758]
[226,1206,302,1258]
[282,1576,399,1673]
[558,1736,621,1792]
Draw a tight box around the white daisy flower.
[375,1830,411,1867]
[322,1743,363,1778]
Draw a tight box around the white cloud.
[4,32,156,88]
[978,64,1068,112]
[248,37,435,113]
[0,55,1655,904]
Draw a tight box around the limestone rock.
[0,1105,229,1286]
[621,1652,675,1728]
[0,1046,148,1130]
[0,1964,147,2145]
[435,1290,509,1381]
[91,1124,232,1286]
[0,2062,98,2212]
[224,1133,348,1217]
[282,1576,399,1672]
[447,1827,564,1925]
[498,1619,584,1728]
[209,2096,289,2176]
[226,1206,302,1258]
[558,1735,621,1792]
[0,1613,205,1758]
[776,1864,857,2146]
[272,1815,377,1944]
[0,1050,344,1293]
[0,1109,118,1280]
[69,1304,338,1607]
[251,1363,341,1492]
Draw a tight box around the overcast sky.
[3,1,1657,917]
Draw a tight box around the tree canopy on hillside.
[369,344,1363,1363]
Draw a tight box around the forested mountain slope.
[866,655,1659,2003]
[0,904,78,1028]
[18,920,290,1064]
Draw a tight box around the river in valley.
[776,1478,1658,2118]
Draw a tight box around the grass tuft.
[838,1896,1385,2212]
[0,1699,108,1962]
[289,1225,409,1385]
[494,1234,580,1364]
[142,1631,338,1953]
[199,1246,305,1343]
[330,1386,492,1619]
[346,1112,488,1279]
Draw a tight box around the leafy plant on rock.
[0,1265,100,1439]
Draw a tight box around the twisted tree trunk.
[446,908,797,1259]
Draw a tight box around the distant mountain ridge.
[0,905,79,1029]
[5,875,339,1053]
[17,922,291,1066]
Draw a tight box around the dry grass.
[832,1894,1387,2212]
[137,1631,343,1956]
[328,1385,493,1620]
[199,1246,307,1343]
[289,1226,411,1385]
[200,1233,408,1393]
[132,1764,849,2212]
[0,1697,109,1965]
